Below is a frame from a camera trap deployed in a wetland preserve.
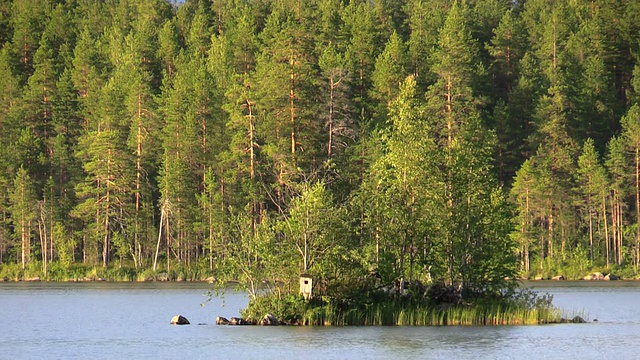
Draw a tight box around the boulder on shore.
[583,272,604,281]
[551,275,565,281]
[170,315,190,325]
[216,316,230,325]
[260,313,280,326]
[604,273,619,281]
[571,316,586,323]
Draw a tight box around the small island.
[230,277,563,326]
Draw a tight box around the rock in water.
[571,316,586,323]
[229,317,257,325]
[230,317,245,325]
[216,316,230,325]
[260,313,280,326]
[170,315,190,325]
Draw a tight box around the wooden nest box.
[299,275,313,300]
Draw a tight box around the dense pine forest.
[1,0,640,287]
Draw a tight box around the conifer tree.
[576,139,607,263]
[9,0,48,78]
[371,31,408,118]
[487,9,527,99]
[405,0,448,92]
[605,136,626,266]
[621,105,640,268]
[342,1,377,114]
[318,43,353,162]
[10,166,37,270]
[511,159,535,273]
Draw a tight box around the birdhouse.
[299,275,313,300]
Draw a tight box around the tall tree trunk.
[603,190,609,268]
[618,198,623,265]
[21,215,27,270]
[290,55,296,165]
[39,203,47,274]
[548,211,554,259]
[328,75,334,159]
[153,200,166,272]
[634,146,640,271]
[610,190,618,265]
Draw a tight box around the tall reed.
[302,300,561,326]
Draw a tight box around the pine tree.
[605,136,626,266]
[74,127,133,268]
[222,5,258,77]
[120,32,161,268]
[9,0,48,78]
[576,138,607,263]
[405,0,449,92]
[342,1,378,113]
[620,104,640,268]
[253,8,320,205]
[10,166,37,270]
[371,31,408,117]
[157,19,182,77]
[0,174,10,264]
[157,53,200,269]
[487,9,527,99]
[318,43,354,162]
[21,32,58,186]
[511,159,535,273]
[0,45,22,176]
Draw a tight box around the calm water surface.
[1,281,639,359]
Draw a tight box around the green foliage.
[241,293,307,324]
[0,0,640,297]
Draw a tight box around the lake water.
[1,281,639,359]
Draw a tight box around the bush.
[0,263,22,281]
[241,293,307,323]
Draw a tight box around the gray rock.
[260,313,280,326]
[216,316,230,325]
[571,316,586,323]
[230,317,247,325]
[170,315,190,325]
[551,275,565,281]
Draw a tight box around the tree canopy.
[1,0,640,287]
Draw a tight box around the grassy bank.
[0,262,216,282]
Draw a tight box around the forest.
[1,0,640,289]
